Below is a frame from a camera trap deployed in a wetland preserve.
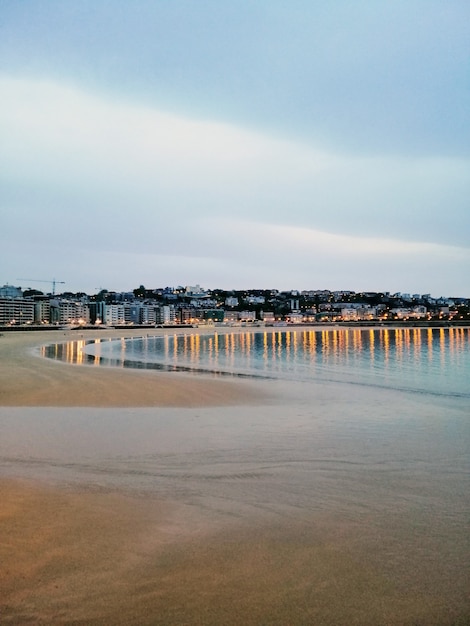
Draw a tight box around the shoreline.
[3,323,468,408]
[1,326,469,624]
[0,327,273,407]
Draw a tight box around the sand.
[0,328,267,407]
[1,328,469,625]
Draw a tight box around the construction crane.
[17,278,65,295]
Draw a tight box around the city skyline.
[1,2,469,297]
[2,280,468,328]
[4,280,468,302]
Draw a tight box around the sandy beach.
[0,328,268,408]
[1,328,469,625]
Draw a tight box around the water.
[62,326,470,398]
[34,327,470,515]
[3,327,469,620]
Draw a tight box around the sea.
[76,325,470,398]
[32,325,470,519]
[2,326,470,620]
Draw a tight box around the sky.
[1,1,469,297]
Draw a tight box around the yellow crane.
[17,278,65,295]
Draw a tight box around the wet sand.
[1,329,469,625]
[0,328,267,407]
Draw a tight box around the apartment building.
[0,298,34,325]
[34,300,51,324]
[50,301,90,325]
[105,304,125,325]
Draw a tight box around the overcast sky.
[1,1,469,297]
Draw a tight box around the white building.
[225,296,239,307]
[245,295,265,305]
[0,298,34,325]
[239,310,256,322]
[52,301,90,325]
[390,306,426,319]
[105,304,125,325]
[286,312,303,323]
[341,307,377,321]
[185,284,207,296]
[141,305,157,324]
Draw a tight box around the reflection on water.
[42,327,470,397]
[17,328,470,622]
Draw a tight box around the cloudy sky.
[1,1,469,297]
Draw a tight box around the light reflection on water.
[42,327,470,398]
[14,327,470,618]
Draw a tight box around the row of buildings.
[0,283,468,327]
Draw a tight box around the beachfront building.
[341,307,378,321]
[239,311,256,322]
[50,301,90,326]
[302,310,318,324]
[34,300,51,324]
[260,311,275,323]
[223,311,239,324]
[88,301,106,325]
[390,306,427,319]
[286,312,303,323]
[155,305,176,325]
[179,307,203,325]
[124,304,142,325]
[203,309,224,324]
[141,305,157,325]
[104,304,125,326]
[0,298,34,325]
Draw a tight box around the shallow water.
[2,328,470,622]
[54,326,470,397]
[24,327,470,522]
[1,379,468,515]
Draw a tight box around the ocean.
[33,327,470,520]
[78,326,470,397]
[2,326,469,621]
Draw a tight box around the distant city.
[1,282,469,328]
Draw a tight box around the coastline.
[1,327,469,624]
[0,327,270,407]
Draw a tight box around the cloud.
[1,76,469,295]
[2,77,469,237]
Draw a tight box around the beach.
[1,328,469,625]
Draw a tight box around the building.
[34,300,51,324]
[50,300,90,325]
[104,304,125,326]
[390,306,427,319]
[0,298,34,325]
[124,304,142,324]
[203,309,224,323]
[341,307,377,321]
[155,305,176,325]
[223,311,239,324]
[0,285,23,299]
[238,310,256,322]
[179,307,201,325]
[260,311,275,323]
[141,305,157,325]
[225,296,239,307]
[89,301,106,325]
[286,312,303,323]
